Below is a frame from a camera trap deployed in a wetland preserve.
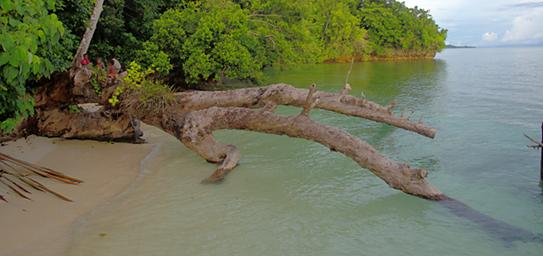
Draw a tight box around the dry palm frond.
[0,152,82,202]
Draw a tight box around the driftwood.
[6,87,543,245]
[35,108,143,142]
[145,83,441,199]
[28,80,443,200]
[171,83,436,138]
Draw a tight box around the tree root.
[35,109,143,143]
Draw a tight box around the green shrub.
[109,61,174,117]
[0,0,67,132]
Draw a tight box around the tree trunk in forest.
[70,0,104,77]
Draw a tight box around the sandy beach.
[0,134,154,256]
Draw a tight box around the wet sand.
[0,134,154,256]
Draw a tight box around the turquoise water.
[69,48,543,255]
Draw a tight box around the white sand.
[0,135,153,256]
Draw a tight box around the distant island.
[446,44,476,49]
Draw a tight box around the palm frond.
[0,152,81,202]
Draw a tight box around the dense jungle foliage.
[0,0,446,131]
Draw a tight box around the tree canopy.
[0,0,67,131]
[1,0,447,130]
[359,0,447,54]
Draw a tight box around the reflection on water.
[69,48,543,256]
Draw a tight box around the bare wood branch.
[260,101,277,113]
[172,107,443,200]
[345,57,355,85]
[173,84,437,138]
[27,78,442,200]
[301,84,317,116]
[300,84,319,116]
[524,133,543,149]
[386,100,396,114]
[339,83,351,102]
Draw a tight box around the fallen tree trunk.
[122,83,443,199]
[24,81,443,199]
[35,108,143,143]
[176,106,443,199]
[173,84,436,138]
[11,81,543,244]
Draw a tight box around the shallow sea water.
[68,48,543,256]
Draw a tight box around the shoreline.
[0,132,156,256]
[323,51,438,63]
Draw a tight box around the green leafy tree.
[133,41,173,77]
[56,0,185,63]
[313,0,369,59]
[238,0,322,65]
[359,0,447,54]
[152,0,266,84]
[0,0,66,131]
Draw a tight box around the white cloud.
[482,32,499,42]
[401,0,543,46]
[502,8,543,44]
[402,0,467,24]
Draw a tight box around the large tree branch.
[174,84,436,138]
[176,106,443,200]
[26,79,441,200]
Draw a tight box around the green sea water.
[68,47,543,256]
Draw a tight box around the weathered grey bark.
[120,84,442,199]
[70,0,104,76]
[14,82,543,244]
[15,80,543,244]
[172,84,436,138]
[35,108,142,143]
[24,79,442,199]
[175,106,442,199]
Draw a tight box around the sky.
[402,0,543,46]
